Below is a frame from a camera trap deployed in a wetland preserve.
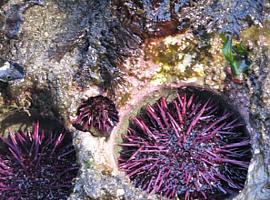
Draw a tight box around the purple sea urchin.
[74,95,119,137]
[0,122,79,199]
[119,87,251,200]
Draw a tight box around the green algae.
[222,35,250,76]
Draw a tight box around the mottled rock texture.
[0,0,269,200]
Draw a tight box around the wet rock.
[223,27,270,200]
[53,0,142,94]
[69,130,155,200]
[114,0,263,37]
[0,0,268,200]
[1,0,44,39]
[0,58,24,83]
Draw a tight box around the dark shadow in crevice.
[29,86,62,120]
[0,110,64,136]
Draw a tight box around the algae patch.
[143,33,211,84]
[142,32,228,90]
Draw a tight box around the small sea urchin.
[0,122,79,199]
[74,95,119,137]
[119,87,251,200]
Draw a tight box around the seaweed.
[222,35,251,77]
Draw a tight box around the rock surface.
[0,0,269,200]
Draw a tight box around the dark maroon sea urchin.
[73,95,119,137]
[0,122,79,199]
[119,87,251,200]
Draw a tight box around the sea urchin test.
[119,87,251,200]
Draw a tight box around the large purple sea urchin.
[119,87,251,200]
[74,95,119,137]
[0,122,79,199]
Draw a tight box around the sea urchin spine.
[119,87,251,200]
[74,95,119,137]
[0,122,79,199]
